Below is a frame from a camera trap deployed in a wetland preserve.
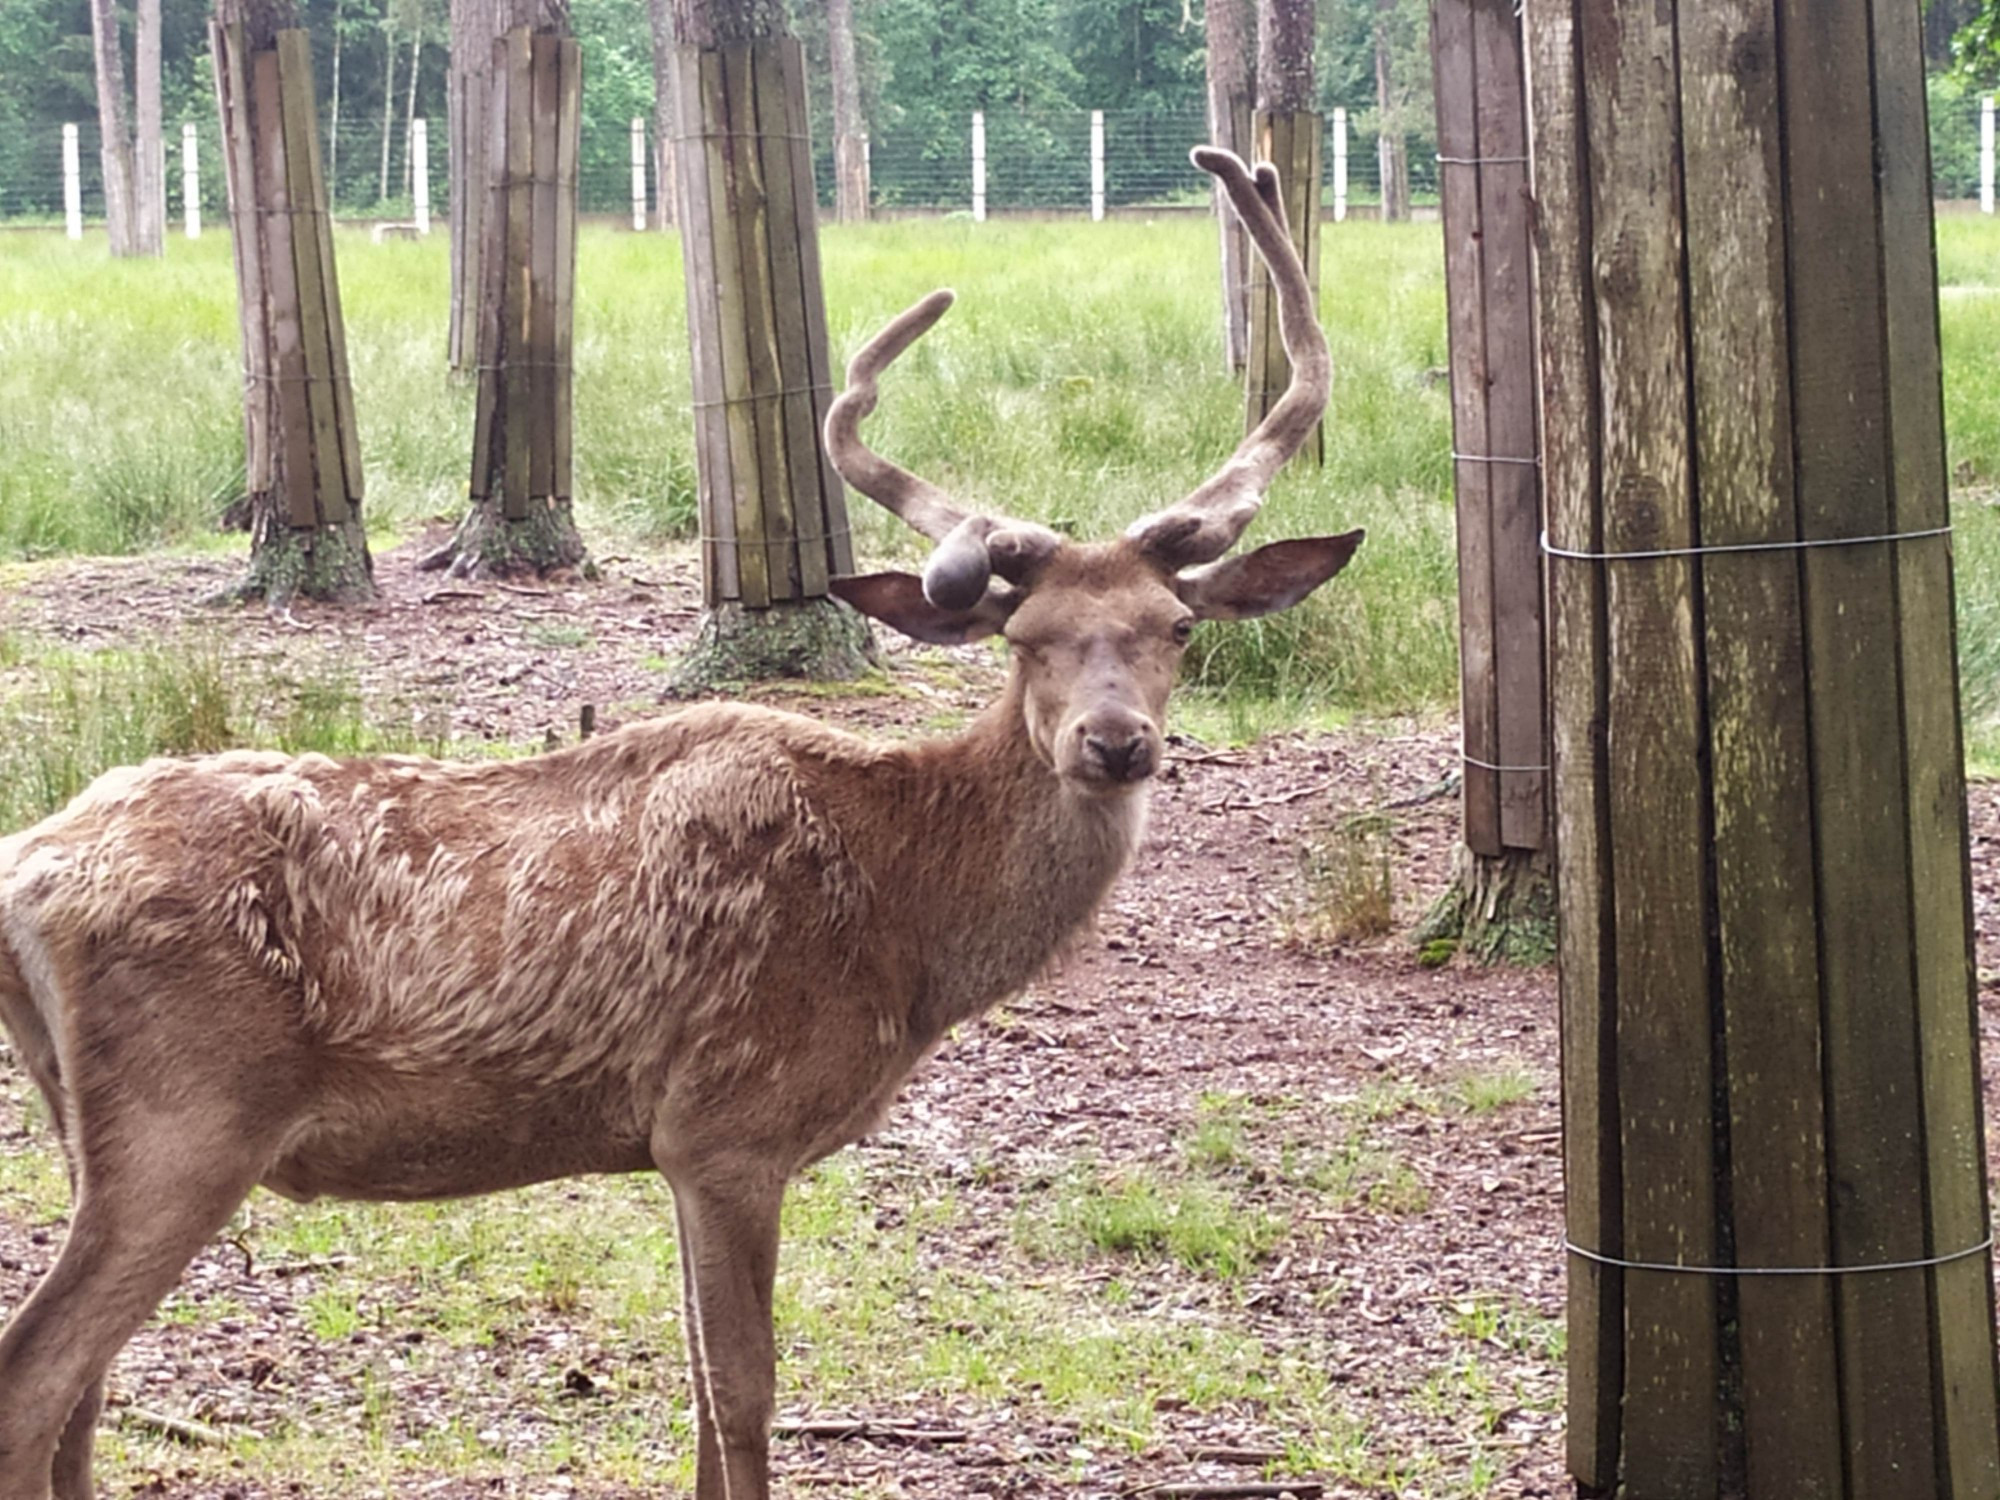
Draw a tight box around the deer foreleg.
[661,1160,784,1500]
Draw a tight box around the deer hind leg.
[657,1153,785,1500]
[47,1378,103,1500]
[0,1103,270,1500]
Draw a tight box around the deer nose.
[1083,729,1155,783]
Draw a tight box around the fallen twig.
[774,1417,968,1445]
[421,588,485,605]
[120,1407,229,1447]
[1200,777,1337,814]
[1126,1483,1323,1499]
[1189,1445,1290,1466]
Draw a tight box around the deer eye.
[1172,617,1196,645]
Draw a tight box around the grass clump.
[1021,1166,1284,1279]
[0,635,456,835]
[1288,808,1399,945]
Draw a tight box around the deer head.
[824,148,1364,790]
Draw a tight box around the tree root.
[1413,843,1555,966]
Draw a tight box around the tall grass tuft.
[0,636,454,835]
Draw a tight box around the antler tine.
[823,289,972,544]
[1127,147,1332,568]
[825,290,1060,611]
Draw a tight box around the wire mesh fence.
[6,88,1994,229]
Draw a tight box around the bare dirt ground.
[1,537,1994,1499]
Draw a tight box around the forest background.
[1,0,1996,226]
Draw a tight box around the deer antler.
[1125,148,1331,568]
[824,291,1058,611]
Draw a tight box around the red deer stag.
[0,148,1358,1500]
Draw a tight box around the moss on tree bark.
[1413,843,1555,967]
[669,597,876,692]
[417,496,589,580]
[216,502,375,607]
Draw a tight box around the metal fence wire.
[4,90,1993,227]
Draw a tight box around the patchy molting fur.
[0,681,1144,1210]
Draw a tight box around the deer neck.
[897,671,1148,1038]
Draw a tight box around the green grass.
[0,632,460,834]
[7,215,2000,731]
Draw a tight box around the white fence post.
[62,123,82,240]
[412,116,430,235]
[1090,109,1105,221]
[1332,107,1349,223]
[972,111,988,223]
[972,110,987,222]
[631,117,647,231]
[182,122,200,238]
[1982,94,1995,215]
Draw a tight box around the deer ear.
[830,571,1019,645]
[1174,530,1365,621]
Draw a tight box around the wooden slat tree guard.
[1430,0,1543,862]
[671,35,853,612]
[427,17,587,579]
[1242,109,1323,463]
[211,2,372,603]
[1528,0,2000,1493]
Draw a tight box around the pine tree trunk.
[378,23,397,203]
[448,0,497,368]
[89,0,139,254]
[1375,1,1409,222]
[1206,0,1253,372]
[423,0,589,578]
[404,30,422,199]
[1244,0,1322,457]
[328,2,344,195]
[827,0,867,221]
[667,0,870,684]
[134,0,165,254]
[647,0,677,229]
[212,0,374,606]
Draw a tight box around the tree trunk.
[1375,0,1409,222]
[422,0,589,578]
[827,0,867,221]
[379,21,398,203]
[646,0,676,228]
[1534,0,2000,1492]
[134,0,165,254]
[448,0,496,368]
[1256,0,1313,114]
[329,0,344,195]
[211,0,374,605]
[1423,0,1549,957]
[667,0,870,685]
[404,29,423,198]
[1244,0,1321,459]
[669,0,789,49]
[89,0,139,254]
[1206,0,1253,371]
